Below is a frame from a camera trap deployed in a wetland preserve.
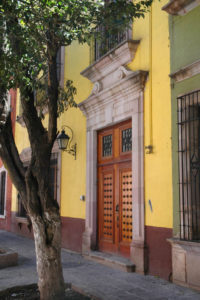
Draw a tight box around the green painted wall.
[169,6,200,235]
[170,6,200,74]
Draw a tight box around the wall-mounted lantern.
[57,126,77,160]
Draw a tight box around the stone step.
[0,247,18,269]
[84,251,135,272]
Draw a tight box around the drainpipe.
[145,7,153,154]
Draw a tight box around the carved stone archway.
[79,40,148,273]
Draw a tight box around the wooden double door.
[98,120,132,257]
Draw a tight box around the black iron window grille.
[90,0,131,62]
[0,171,6,215]
[92,25,130,62]
[102,134,112,157]
[17,156,58,218]
[122,128,132,152]
[177,90,200,241]
[33,48,62,108]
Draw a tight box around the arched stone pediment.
[79,68,148,130]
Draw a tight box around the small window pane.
[122,128,132,152]
[102,135,112,157]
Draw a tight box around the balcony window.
[17,155,58,218]
[92,25,130,62]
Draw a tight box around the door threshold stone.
[84,251,135,272]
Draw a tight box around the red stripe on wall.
[145,226,172,280]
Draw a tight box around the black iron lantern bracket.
[57,125,77,160]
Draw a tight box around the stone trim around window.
[170,59,200,82]
[162,0,200,15]
[81,40,140,88]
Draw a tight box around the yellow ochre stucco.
[12,0,172,230]
[131,1,172,229]
[59,42,92,219]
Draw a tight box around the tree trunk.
[31,215,65,300]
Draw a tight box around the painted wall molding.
[162,0,200,15]
[169,59,200,82]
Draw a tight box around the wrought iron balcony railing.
[91,25,130,63]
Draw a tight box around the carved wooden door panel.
[98,120,132,257]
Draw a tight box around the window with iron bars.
[91,25,130,62]
[34,47,62,107]
[17,48,62,118]
[0,171,6,216]
[90,0,131,62]
[17,156,58,218]
[177,90,200,241]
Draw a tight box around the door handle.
[116,204,119,212]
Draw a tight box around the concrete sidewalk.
[0,230,200,300]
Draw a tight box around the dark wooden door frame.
[97,120,132,257]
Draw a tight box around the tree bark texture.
[0,50,66,299]
[23,152,66,300]
[31,214,65,300]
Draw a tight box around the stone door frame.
[79,40,148,273]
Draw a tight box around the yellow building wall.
[59,42,92,219]
[130,0,172,229]
[145,1,172,229]
[12,0,172,229]
[12,89,51,212]
[11,44,91,220]
[62,0,172,228]
[11,89,30,212]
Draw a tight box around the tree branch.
[47,50,59,145]
[20,87,50,154]
[0,113,26,194]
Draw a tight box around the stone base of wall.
[168,238,200,291]
[11,213,34,239]
[145,226,172,280]
[130,240,147,275]
[61,217,85,253]
[11,212,33,238]
[10,213,85,253]
[0,217,11,232]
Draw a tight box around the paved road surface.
[0,230,200,300]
